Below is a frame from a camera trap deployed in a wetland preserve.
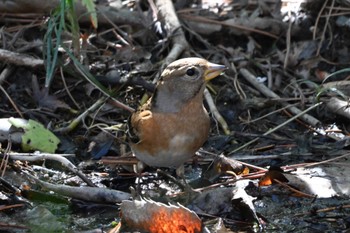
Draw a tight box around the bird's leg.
[175,165,200,202]
[156,166,199,203]
[156,169,185,190]
[134,160,147,197]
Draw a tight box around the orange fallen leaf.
[121,199,202,233]
[259,169,289,186]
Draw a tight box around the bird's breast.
[130,103,210,168]
[131,132,206,168]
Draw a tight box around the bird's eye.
[186,68,195,76]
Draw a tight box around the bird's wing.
[127,103,153,144]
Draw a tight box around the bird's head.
[152,57,226,113]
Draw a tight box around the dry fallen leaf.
[259,168,289,186]
[121,198,202,233]
[204,154,247,182]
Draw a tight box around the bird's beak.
[204,62,227,81]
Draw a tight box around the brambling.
[128,57,226,178]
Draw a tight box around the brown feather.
[127,57,225,168]
[130,91,209,168]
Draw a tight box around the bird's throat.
[152,85,204,113]
[151,89,184,113]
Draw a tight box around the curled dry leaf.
[204,154,247,182]
[121,199,202,233]
[259,168,289,186]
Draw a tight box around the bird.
[127,57,226,178]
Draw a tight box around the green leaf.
[323,68,350,83]
[81,0,98,29]
[44,0,65,88]
[9,118,60,153]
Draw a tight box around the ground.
[0,0,350,232]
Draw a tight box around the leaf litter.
[0,0,350,232]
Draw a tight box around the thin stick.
[0,85,24,118]
[204,88,230,135]
[6,152,95,187]
[228,102,323,155]
[240,68,321,127]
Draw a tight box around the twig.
[0,222,28,230]
[155,0,189,66]
[228,102,323,155]
[294,204,350,217]
[71,56,134,113]
[273,179,316,199]
[0,48,44,67]
[239,68,321,127]
[282,153,350,171]
[54,96,107,133]
[0,141,11,177]
[315,0,335,56]
[59,67,80,109]
[325,97,350,120]
[180,14,279,39]
[0,85,24,118]
[0,66,14,85]
[313,0,328,40]
[247,103,299,123]
[204,88,230,135]
[284,10,292,69]
[0,204,25,211]
[23,171,131,203]
[0,1,143,27]
[5,152,95,187]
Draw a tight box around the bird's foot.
[157,169,200,204]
